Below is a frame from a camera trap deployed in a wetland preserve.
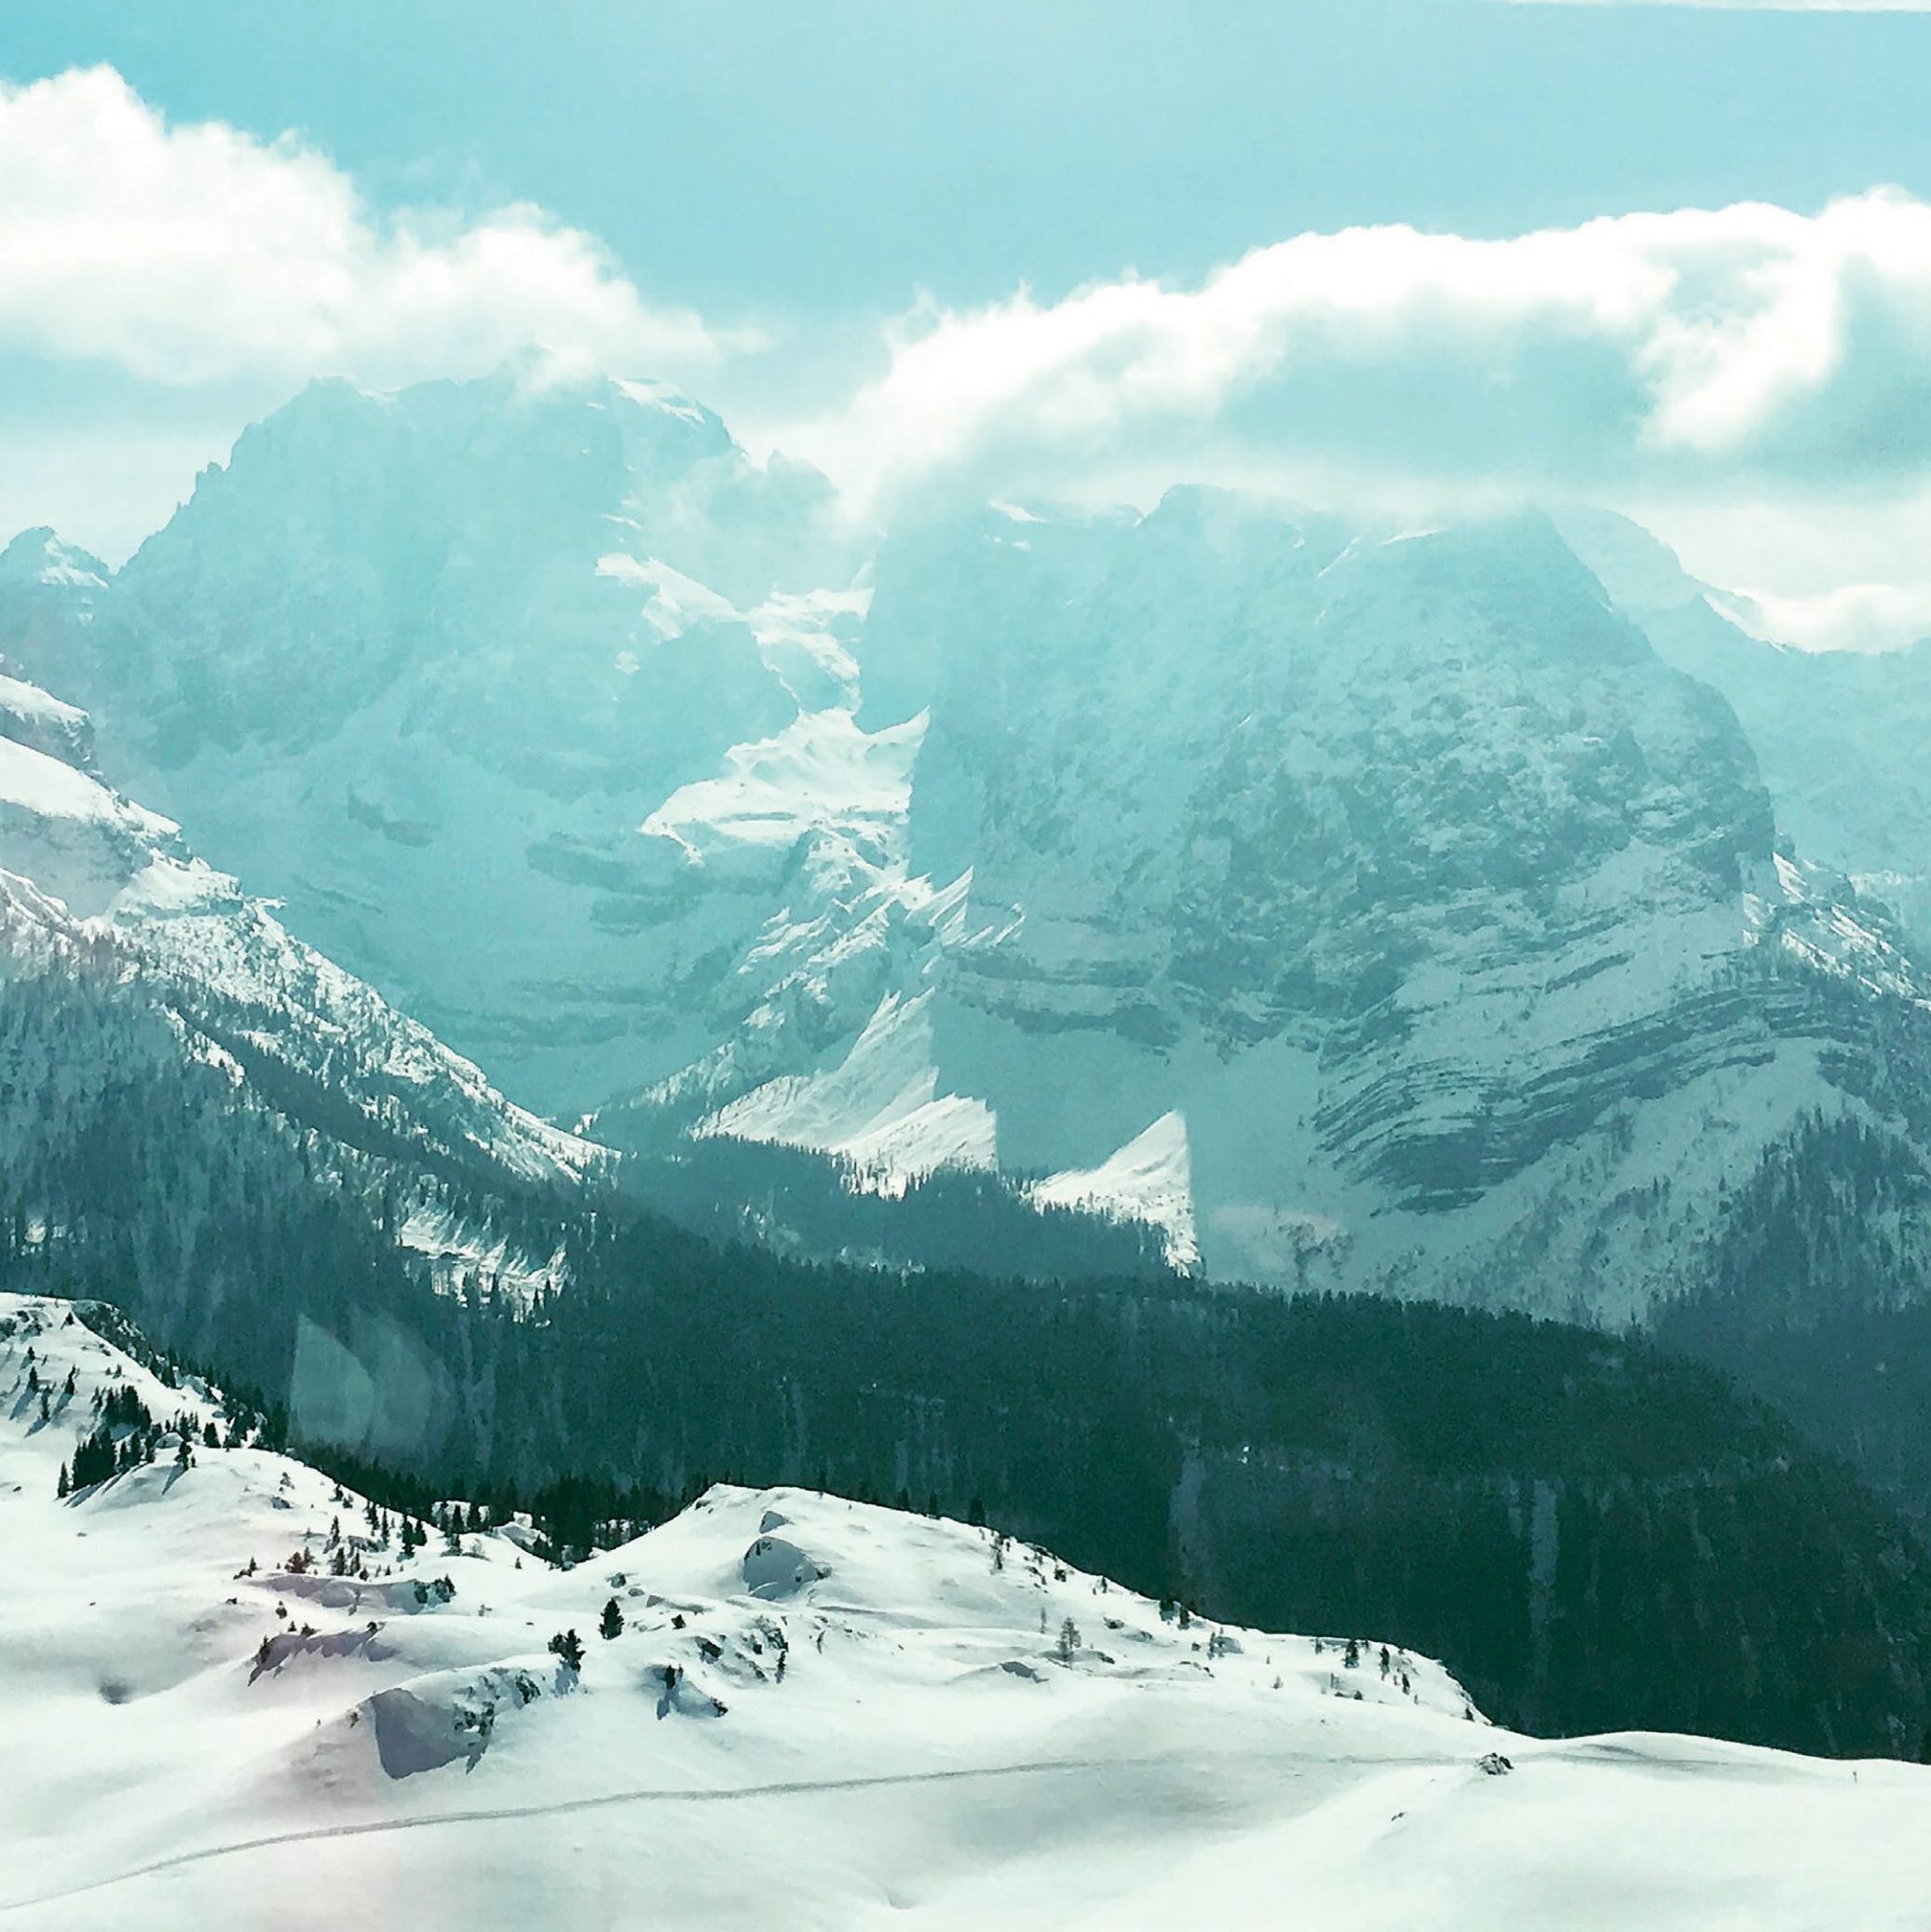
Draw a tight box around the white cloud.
[784,191,1931,519]
[1624,483,1931,647]
[767,190,1931,649]
[0,67,727,388]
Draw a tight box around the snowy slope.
[1032,1111,1198,1269]
[0,679,595,1190]
[4,1291,1927,1932]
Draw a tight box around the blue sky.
[15,0,1931,316]
[7,1,1931,639]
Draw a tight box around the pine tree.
[548,1628,585,1671]
[1056,1616,1081,1663]
[56,1462,68,1499]
[599,1598,624,1641]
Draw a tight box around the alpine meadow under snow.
[6,1294,1931,1932]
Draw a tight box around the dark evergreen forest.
[7,968,1931,1762]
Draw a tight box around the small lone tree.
[55,1461,69,1499]
[549,1628,585,1672]
[599,1597,625,1641]
[1344,1638,1361,1669]
[1055,1616,1081,1664]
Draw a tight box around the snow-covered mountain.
[614,490,1931,1314]
[6,1288,1928,1932]
[0,654,602,1333]
[0,371,868,1114]
[14,373,1931,1325]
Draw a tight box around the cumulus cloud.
[0,66,727,388]
[784,191,1931,521]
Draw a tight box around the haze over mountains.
[13,361,1931,1931]
[16,10,1931,1922]
[10,366,1931,1330]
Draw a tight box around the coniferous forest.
[7,965,1931,1762]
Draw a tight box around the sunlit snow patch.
[1031,1110,1199,1270]
[695,989,997,1191]
[640,708,923,860]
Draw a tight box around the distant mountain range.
[11,366,1931,1526]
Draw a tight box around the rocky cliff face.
[12,375,1931,1326]
[615,490,1931,1317]
[0,371,865,1113]
[1557,505,1931,964]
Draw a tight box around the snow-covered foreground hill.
[5,1294,1925,1931]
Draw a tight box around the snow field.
[4,1293,1929,1928]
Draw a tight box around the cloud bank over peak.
[0,66,729,391]
[7,63,1931,643]
[782,191,1931,523]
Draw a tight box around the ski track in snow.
[0,1754,1231,1912]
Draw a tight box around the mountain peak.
[0,525,110,590]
